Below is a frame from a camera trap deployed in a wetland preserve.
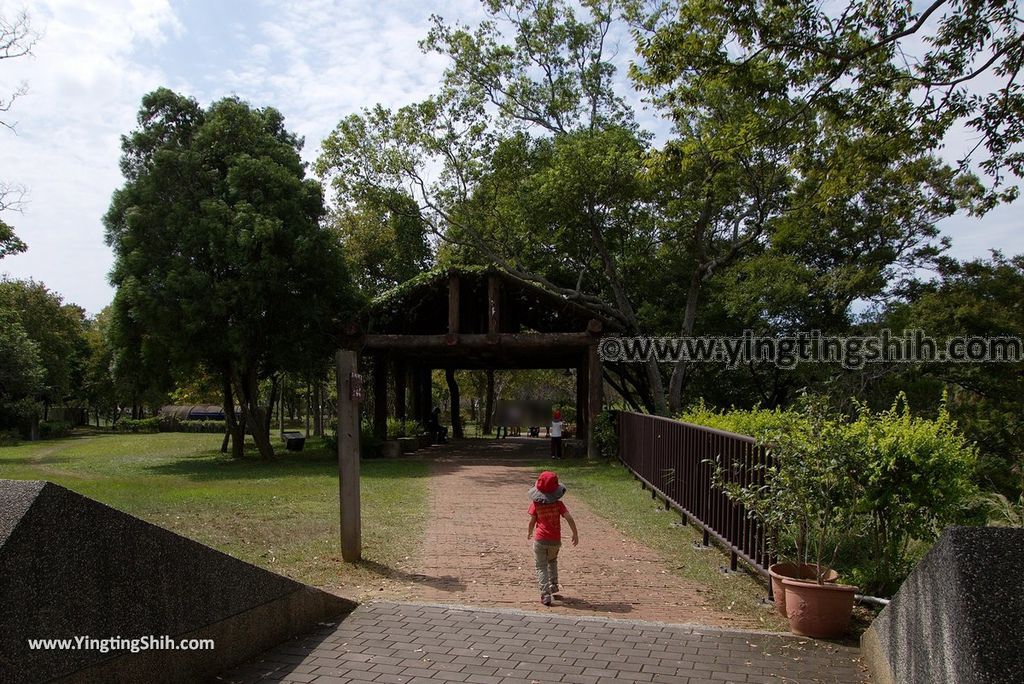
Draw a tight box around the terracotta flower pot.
[768,562,839,617]
[780,577,857,639]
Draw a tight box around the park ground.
[2,431,874,682]
[0,430,787,629]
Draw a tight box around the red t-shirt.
[529,501,567,542]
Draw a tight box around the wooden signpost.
[336,350,361,562]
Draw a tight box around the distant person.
[527,471,578,606]
[550,409,563,459]
[428,406,448,444]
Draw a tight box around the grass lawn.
[0,431,429,596]
[535,458,787,631]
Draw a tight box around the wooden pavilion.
[339,266,616,457]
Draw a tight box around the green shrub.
[386,417,422,438]
[117,417,160,433]
[175,420,226,433]
[684,394,979,595]
[38,420,72,439]
[846,395,978,594]
[322,421,385,457]
[0,429,21,446]
[700,398,860,583]
[593,410,618,460]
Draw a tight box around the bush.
[38,420,72,439]
[322,422,385,458]
[846,395,978,594]
[116,417,160,433]
[175,420,226,434]
[0,429,20,446]
[683,394,979,595]
[592,410,618,460]
[386,417,422,438]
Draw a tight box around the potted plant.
[716,398,860,638]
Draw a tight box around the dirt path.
[402,438,758,627]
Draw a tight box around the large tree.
[0,279,88,417]
[318,0,991,414]
[0,305,43,432]
[105,88,356,459]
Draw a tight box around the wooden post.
[483,369,495,434]
[445,368,463,439]
[487,273,500,338]
[575,362,588,441]
[373,354,388,440]
[448,271,460,339]
[410,365,423,422]
[587,342,603,459]
[336,350,361,562]
[420,367,433,422]
[394,359,407,420]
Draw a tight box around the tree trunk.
[222,376,244,458]
[313,379,324,437]
[265,374,279,437]
[445,368,463,439]
[668,267,704,413]
[483,369,495,434]
[586,211,667,415]
[238,370,274,461]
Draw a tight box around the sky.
[0,0,1020,315]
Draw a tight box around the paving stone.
[219,602,868,684]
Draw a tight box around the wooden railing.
[617,411,775,581]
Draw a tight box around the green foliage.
[104,88,357,459]
[846,396,980,593]
[116,417,160,433]
[175,420,226,434]
[592,409,618,460]
[0,429,21,446]
[331,189,432,297]
[0,219,26,259]
[0,279,88,409]
[876,253,1024,496]
[386,417,422,439]
[683,395,979,594]
[37,420,71,439]
[981,492,1024,528]
[0,304,43,428]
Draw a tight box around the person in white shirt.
[550,409,563,459]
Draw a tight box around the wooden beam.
[336,350,361,562]
[587,343,603,459]
[448,271,460,337]
[363,332,595,351]
[487,273,500,338]
[373,354,387,440]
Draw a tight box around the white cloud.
[0,0,1020,315]
[0,0,182,313]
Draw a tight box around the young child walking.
[527,471,578,606]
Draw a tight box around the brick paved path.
[218,601,867,684]
[407,439,755,627]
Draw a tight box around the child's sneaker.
[541,593,552,606]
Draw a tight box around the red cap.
[553,409,562,420]
[536,471,560,494]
